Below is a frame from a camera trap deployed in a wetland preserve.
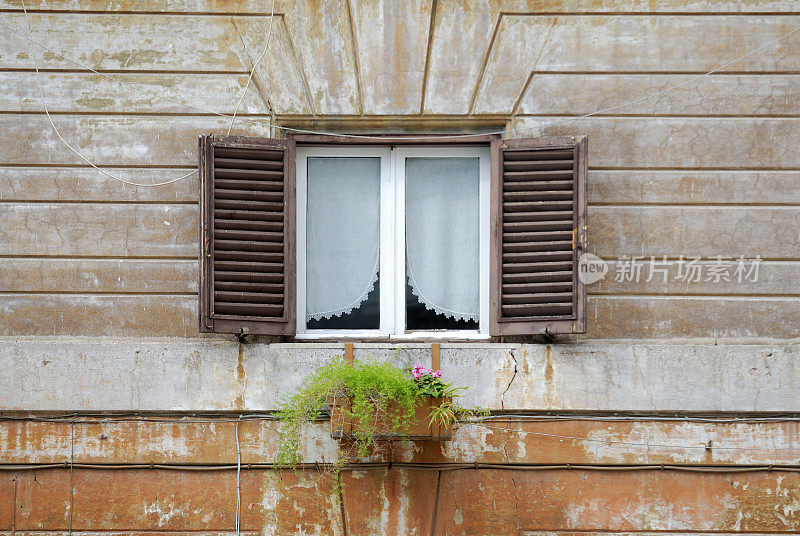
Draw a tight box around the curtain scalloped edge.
[306,253,380,322]
[407,274,478,323]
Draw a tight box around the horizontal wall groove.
[518,114,800,119]
[589,203,800,208]
[596,256,800,262]
[502,11,800,17]
[588,293,800,298]
[0,254,196,260]
[0,165,194,169]
[5,9,800,16]
[524,71,800,76]
[527,117,800,122]
[0,111,271,118]
[0,291,196,296]
[0,164,195,169]
[0,201,196,206]
[590,167,800,171]
[16,166,795,173]
[0,68,252,75]
[516,531,800,535]
[8,411,800,421]
[0,528,263,536]
[278,114,800,121]
[276,113,509,121]
[0,112,267,119]
[0,199,198,204]
[0,9,285,16]
[590,295,800,301]
[6,67,800,77]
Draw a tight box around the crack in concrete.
[510,474,520,533]
[501,438,511,464]
[500,349,518,411]
[632,346,656,411]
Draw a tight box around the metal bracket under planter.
[329,395,453,441]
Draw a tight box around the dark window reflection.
[306,273,380,330]
[405,281,478,331]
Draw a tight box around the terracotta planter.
[329,395,452,440]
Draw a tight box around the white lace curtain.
[305,155,480,324]
[306,157,381,321]
[405,157,480,322]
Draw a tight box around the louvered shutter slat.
[490,136,587,336]
[214,210,284,221]
[213,157,284,171]
[199,134,296,335]
[503,282,573,294]
[214,179,284,192]
[502,272,574,284]
[214,281,284,293]
[214,271,284,283]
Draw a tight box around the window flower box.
[329,395,453,441]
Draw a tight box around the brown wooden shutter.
[199,134,296,335]
[490,136,587,336]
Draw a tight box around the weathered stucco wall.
[2,1,800,534]
[1,0,799,338]
[2,339,798,413]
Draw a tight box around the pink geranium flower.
[411,363,444,380]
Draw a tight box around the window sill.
[293,330,490,342]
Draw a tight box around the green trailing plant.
[274,357,487,474]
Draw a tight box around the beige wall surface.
[2,4,800,535]
[3,1,799,339]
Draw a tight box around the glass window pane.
[405,157,480,331]
[306,157,380,330]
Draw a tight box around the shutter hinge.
[573,228,585,251]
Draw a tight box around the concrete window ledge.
[0,337,797,413]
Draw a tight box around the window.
[198,134,587,339]
[296,146,490,338]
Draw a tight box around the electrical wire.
[3,413,800,453]
[235,417,242,536]
[68,418,74,536]
[227,0,276,135]
[1,12,797,146]
[17,0,195,187]
[2,461,799,473]
[4,412,800,424]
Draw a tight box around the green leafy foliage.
[276,358,420,469]
[274,357,486,476]
[414,372,459,397]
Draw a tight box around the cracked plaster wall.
[1,338,797,413]
[2,2,800,533]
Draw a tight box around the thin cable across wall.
[3,412,798,534]
[3,461,800,473]
[16,0,195,187]
[4,413,800,453]
[2,8,799,187]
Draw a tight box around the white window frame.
[295,145,490,340]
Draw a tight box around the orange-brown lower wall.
[3,468,800,534]
[2,418,800,535]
